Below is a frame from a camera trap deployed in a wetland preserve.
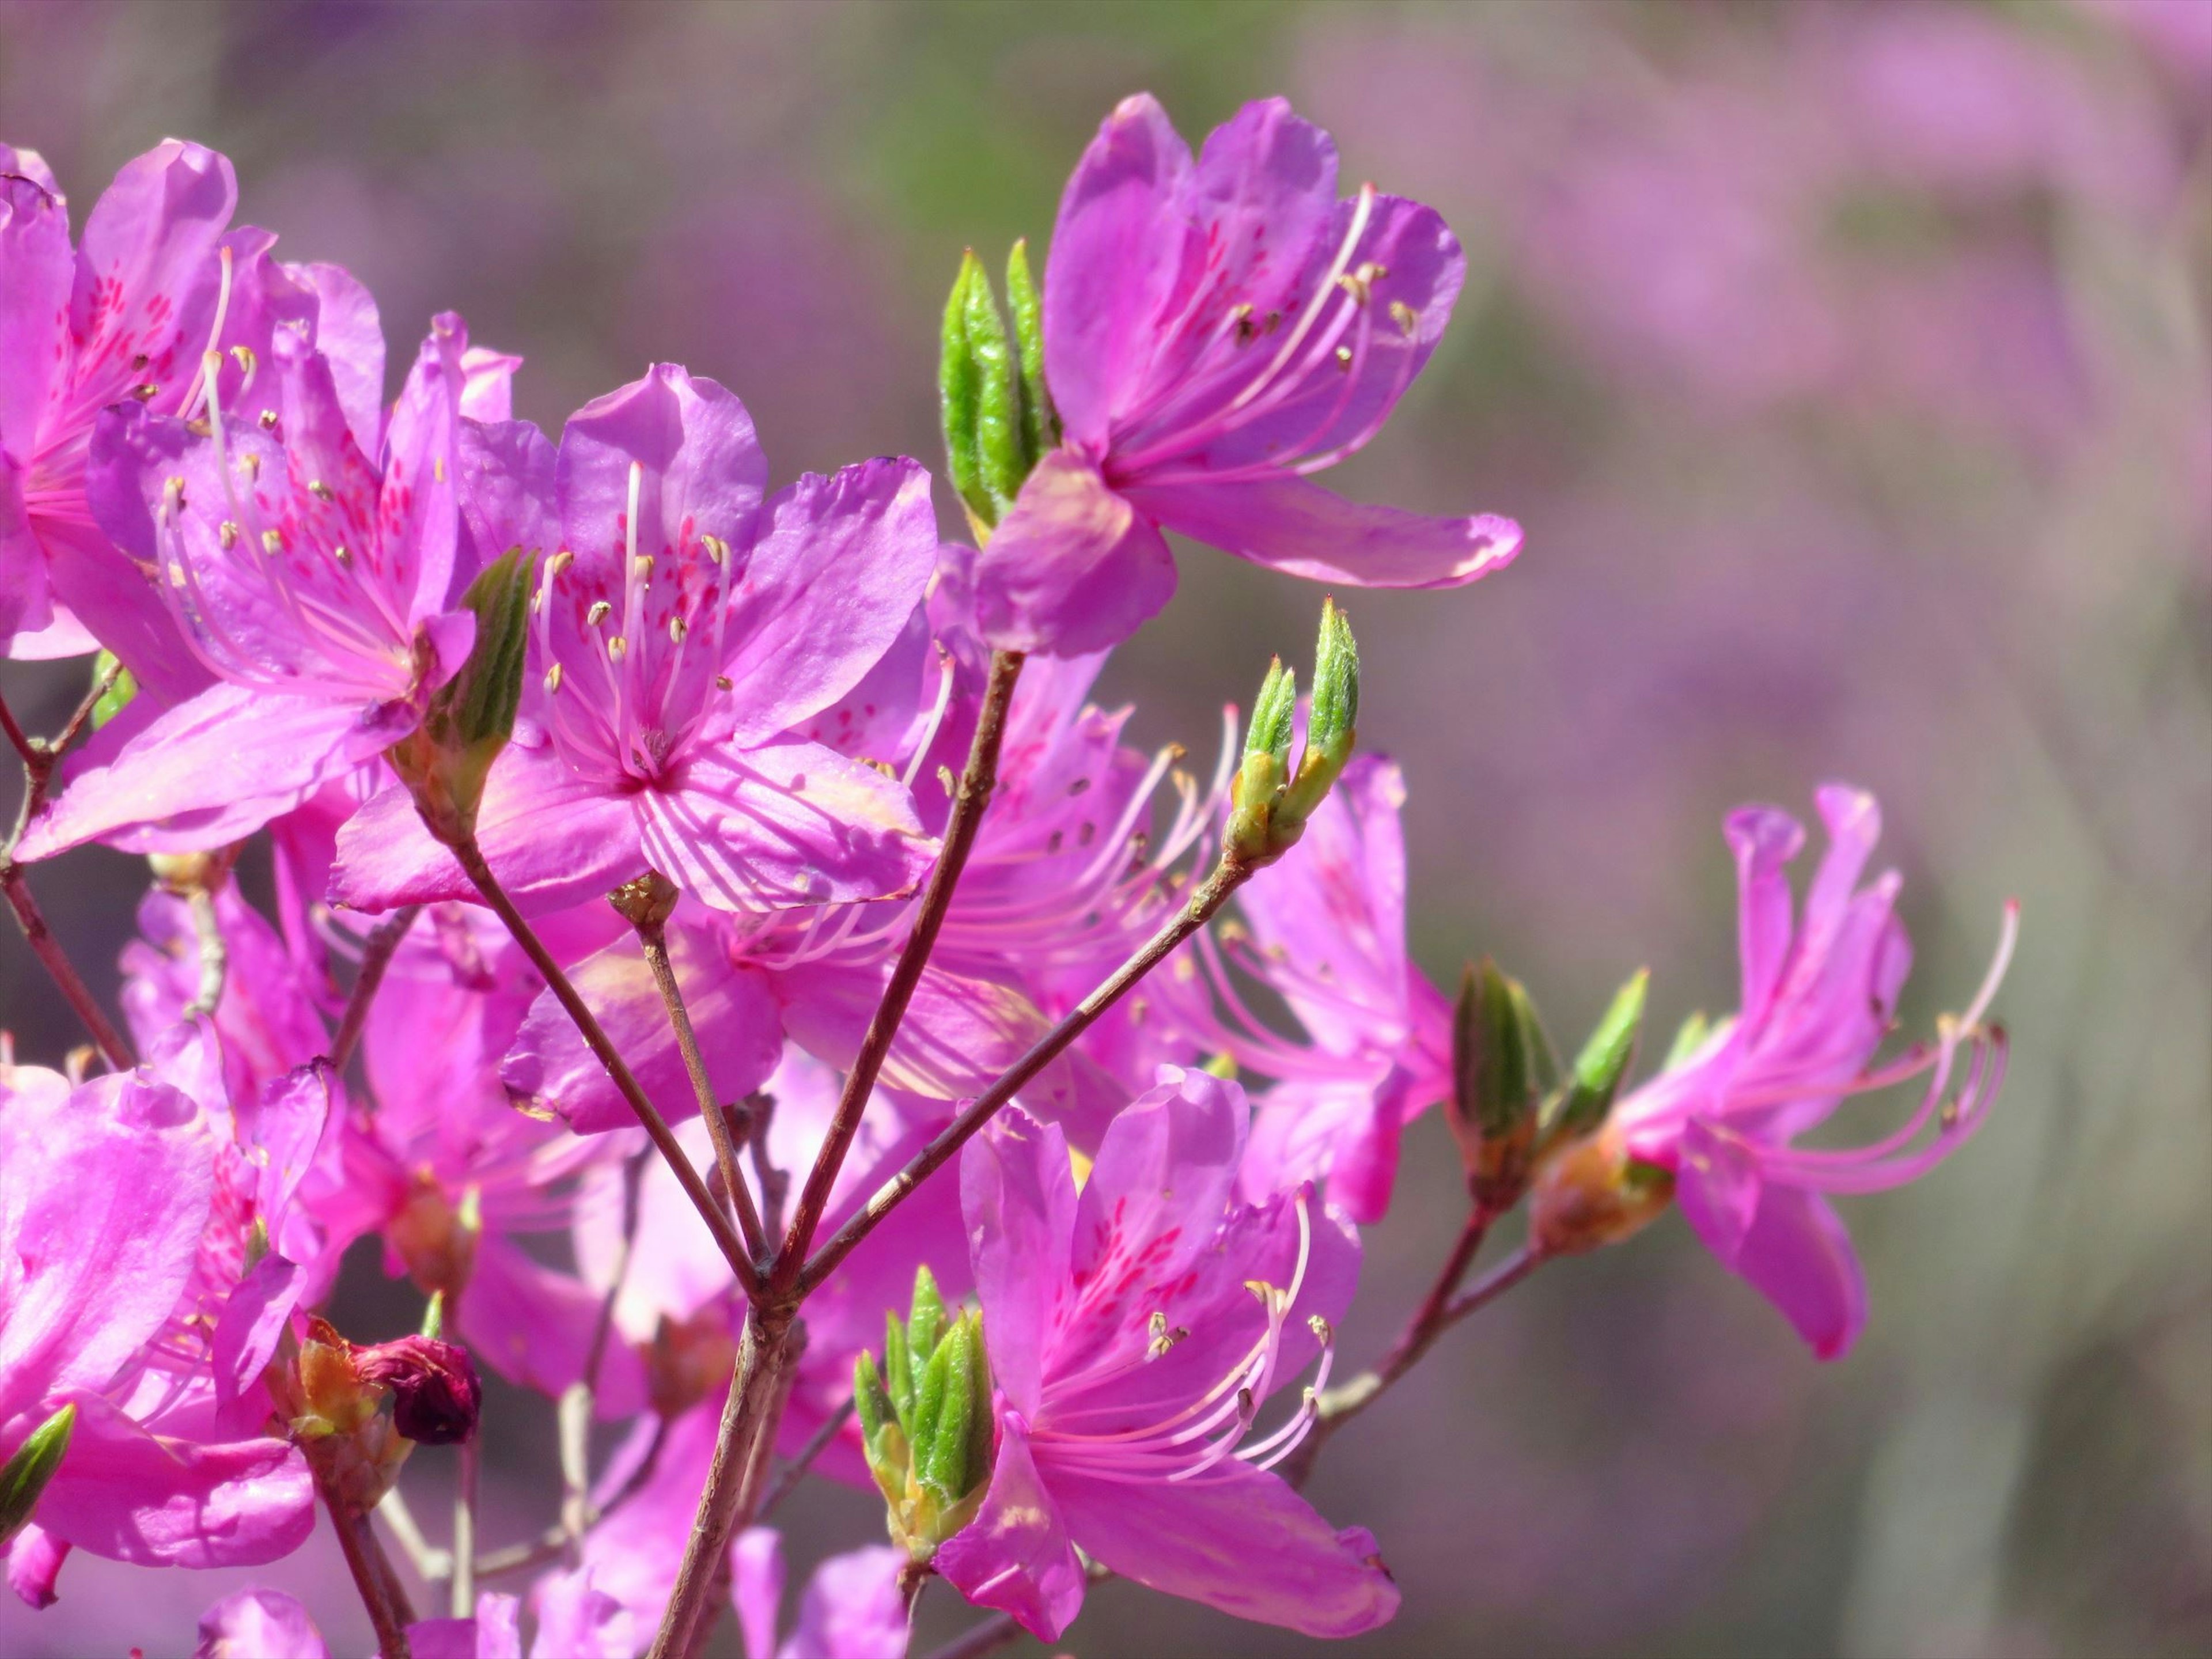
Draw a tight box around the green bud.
[89,652,138,731]
[1225,601,1362,865]
[940,254,987,530]
[1006,239,1059,469]
[854,1272,996,1563]
[1274,599,1360,842]
[906,1263,948,1377]
[0,1404,75,1551]
[1447,957,1558,1213]
[940,251,1029,533]
[388,548,536,846]
[1544,969,1649,1147]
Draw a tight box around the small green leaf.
[0,1403,75,1550]
[918,1314,987,1507]
[908,1329,954,1486]
[940,252,988,527]
[1277,599,1361,835]
[1006,238,1058,469]
[884,1309,914,1434]
[907,1265,946,1370]
[962,259,1024,518]
[1245,658,1296,763]
[1549,969,1649,1143]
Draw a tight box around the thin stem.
[637,918,768,1264]
[756,1395,854,1520]
[451,1434,479,1616]
[1297,1244,1544,1472]
[329,905,422,1071]
[1376,1207,1493,1393]
[322,1477,412,1659]
[0,690,38,771]
[450,835,762,1300]
[49,658,123,759]
[776,648,1024,1279]
[648,1309,800,1659]
[1,865,132,1069]
[800,851,1259,1295]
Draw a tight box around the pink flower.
[331,363,940,915]
[1588,786,2015,1359]
[0,138,363,669]
[0,1036,315,1608]
[1176,754,1452,1223]
[934,1069,1396,1642]
[16,315,480,862]
[972,94,1520,655]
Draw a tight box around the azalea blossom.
[0,138,363,669]
[16,315,479,861]
[1176,753,1452,1222]
[0,1031,316,1608]
[331,363,939,915]
[1536,786,2016,1358]
[934,1068,1396,1641]
[972,94,1522,654]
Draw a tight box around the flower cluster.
[0,96,2009,1658]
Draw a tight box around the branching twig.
[775,648,1025,1278]
[475,1418,670,1580]
[450,835,762,1300]
[635,906,769,1265]
[799,851,1259,1295]
[322,1475,414,1659]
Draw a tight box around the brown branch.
[647,1308,801,1659]
[321,1475,414,1659]
[450,835,762,1300]
[798,851,1258,1296]
[775,648,1024,1279]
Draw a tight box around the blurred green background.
[1,2,2206,1654]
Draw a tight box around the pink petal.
[971,450,1177,656]
[1676,1116,1766,1264]
[1724,804,1808,1025]
[210,1252,302,1410]
[731,1528,785,1659]
[782,1544,907,1659]
[295,260,385,454]
[5,1524,67,1609]
[1127,471,1521,589]
[503,923,783,1136]
[528,1566,635,1659]
[0,1069,214,1419]
[636,741,932,912]
[195,1587,329,1659]
[721,457,938,745]
[556,365,766,571]
[0,169,70,481]
[960,1108,1079,1418]
[458,1233,646,1419]
[1048,1453,1399,1638]
[31,1395,313,1569]
[328,744,645,915]
[16,684,383,861]
[934,1414,1086,1642]
[1729,1184,1870,1362]
[1043,93,1196,448]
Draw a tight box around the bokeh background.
[1,2,2206,1655]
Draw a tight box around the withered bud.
[355,1335,482,1446]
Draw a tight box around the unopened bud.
[289,1319,412,1513]
[0,1404,75,1551]
[941,252,1025,535]
[1005,239,1059,471]
[856,1266,995,1563]
[1447,958,1556,1213]
[608,868,680,932]
[1226,602,1362,864]
[354,1335,482,1446]
[388,547,536,846]
[1528,1124,1675,1258]
[1541,968,1649,1152]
